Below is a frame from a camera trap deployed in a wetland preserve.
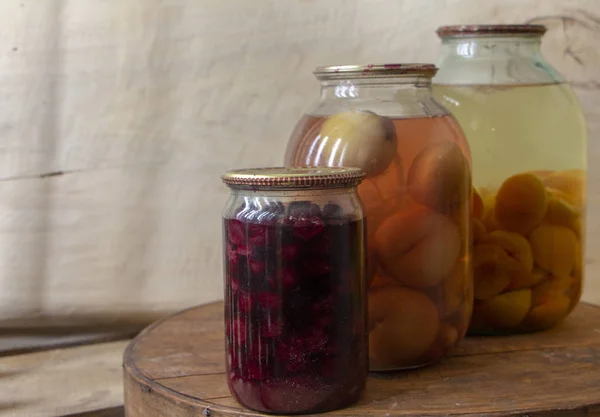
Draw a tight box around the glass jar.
[433,25,587,334]
[284,64,473,371]
[221,167,368,414]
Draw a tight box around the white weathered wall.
[0,0,598,326]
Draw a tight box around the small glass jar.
[433,25,587,334]
[221,167,368,414]
[284,64,473,370]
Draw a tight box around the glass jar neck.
[309,75,447,118]
[440,36,543,59]
[434,35,563,85]
[319,76,431,100]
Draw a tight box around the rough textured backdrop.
[0,0,598,326]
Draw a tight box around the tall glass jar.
[222,167,368,414]
[284,64,473,370]
[433,25,587,334]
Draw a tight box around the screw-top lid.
[437,24,547,38]
[313,64,437,81]
[221,167,365,189]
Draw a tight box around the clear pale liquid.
[432,83,587,188]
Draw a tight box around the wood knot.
[142,385,152,393]
[203,407,211,416]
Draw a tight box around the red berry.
[248,224,267,246]
[249,259,266,276]
[246,362,266,381]
[236,243,252,256]
[279,244,301,262]
[238,292,252,313]
[227,219,246,246]
[280,269,299,290]
[277,339,310,372]
[303,258,331,277]
[293,215,325,240]
[231,317,247,344]
[262,315,283,338]
[257,292,281,310]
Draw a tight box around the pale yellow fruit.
[526,292,571,329]
[482,289,532,328]
[407,141,471,215]
[369,286,440,370]
[544,188,580,229]
[374,206,461,289]
[486,230,534,272]
[473,244,512,300]
[319,110,397,177]
[510,266,549,290]
[529,225,578,277]
[495,173,548,235]
[532,275,573,306]
[544,169,586,208]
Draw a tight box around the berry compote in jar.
[221,167,368,414]
[285,64,473,371]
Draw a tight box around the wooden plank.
[0,329,137,357]
[0,340,128,417]
[124,301,600,416]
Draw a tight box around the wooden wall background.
[0,0,598,327]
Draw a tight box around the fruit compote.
[222,167,367,414]
[286,110,473,370]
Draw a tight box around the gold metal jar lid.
[222,167,365,189]
[313,64,437,81]
[437,24,547,38]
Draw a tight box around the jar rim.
[313,64,437,81]
[437,24,547,38]
[222,167,365,190]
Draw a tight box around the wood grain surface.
[0,341,128,417]
[123,301,600,417]
[0,0,598,326]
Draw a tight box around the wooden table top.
[123,301,600,417]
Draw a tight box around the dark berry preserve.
[222,167,367,414]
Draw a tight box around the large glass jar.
[284,64,473,371]
[433,25,587,334]
[222,167,368,414]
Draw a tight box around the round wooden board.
[124,302,600,417]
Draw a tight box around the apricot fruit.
[472,244,512,300]
[486,230,534,272]
[529,225,578,277]
[319,110,397,177]
[544,169,586,208]
[495,173,548,235]
[544,188,580,228]
[374,207,461,289]
[368,286,439,370]
[482,289,532,328]
[407,141,470,214]
[526,292,571,329]
[509,266,549,290]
